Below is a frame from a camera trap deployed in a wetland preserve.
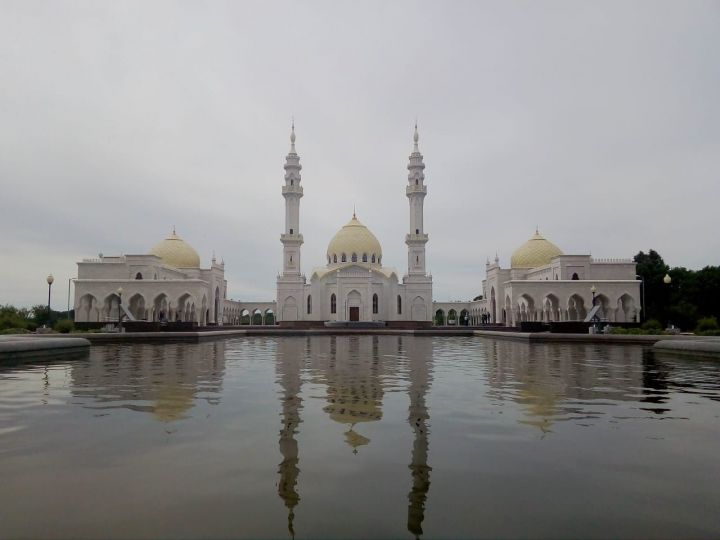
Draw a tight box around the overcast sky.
[1,1,718,309]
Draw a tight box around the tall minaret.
[406,124,428,276]
[281,122,303,276]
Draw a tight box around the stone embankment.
[0,335,91,364]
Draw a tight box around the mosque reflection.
[71,341,226,422]
[275,335,433,538]
[63,335,718,538]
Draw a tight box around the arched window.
[341,253,347,262]
[378,256,382,264]
[135,272,143,280]
[328,256,331,264]
[571,272,579,280]
[416,228,419,234]
[330,294,336,314]
[362,253,368,262]
[290,179,294,186]
[397,295,402,315]
[373,293,379,314]
[371,254,376,263]
[290,228,293,234]
[351,253,357,262]
[307,295,312,314]
[333,254,337,263]
[415,178,418,185]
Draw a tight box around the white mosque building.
[73,124,641,329]
[276,124,433,325]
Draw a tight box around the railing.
[592,258,633,264]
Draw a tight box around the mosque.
[72,124,641,328]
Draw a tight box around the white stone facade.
[276,125,433,323]
[74,245,228,325]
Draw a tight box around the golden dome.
[150,230,201,268]
[327,214,382,264]
[510,230,563,268]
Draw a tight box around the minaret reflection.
[276,338,306,539]
[405,337,433,538]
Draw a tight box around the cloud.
[1,1,718,306]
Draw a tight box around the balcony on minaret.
[282,184,304,196]
[405,232,429,244]
[280,232,304,244]
[406,184,427,196]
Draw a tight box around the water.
[1,336,719,539]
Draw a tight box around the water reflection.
[70,341,226,422]
[3,336,720,538]
[275,336,434,538]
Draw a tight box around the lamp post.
[663,273,672,329]
[590,285,597,307]
[117,286,123,332]
[67,278,74,320]
[636,274,645,323]
[46,274,54,325]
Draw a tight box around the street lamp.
[590,285,597,306]
[46,274,54,324]
[663,274,672,329]
[117,286,123,332]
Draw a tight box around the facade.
[276,125,433,324]
[72,126,640,329]
[73,230,233,325]
[434,230,641,326]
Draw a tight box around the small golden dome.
[327,214,382,264]
[150,230,201,268]
[510,230,563,268]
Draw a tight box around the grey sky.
[1,1,719,309]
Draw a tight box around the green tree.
[634,250,669,323]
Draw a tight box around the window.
[416,228,419,234]
[351,253,357,262]
[397,295,402,315]
[378,256,382,264]
[371,254,376,263]
[571,272,579,280]
[415,179,418,185]
[290,228,293,234]
[330,294,336,314]
[289,255,293,263]
[328,257,331,264]
[333,254,337,263]
[362,253,368,262]
[416,255,419,263]
[373,293,379,314]
[290,179,294,186]
[307,295,312,314]
[341,253,347,262]
[135,272,143,280]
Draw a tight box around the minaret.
[406,124,428,276]
[281,121,303,276]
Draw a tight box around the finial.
[289,118,296,153]
[172,224,176,235]
[413,121,419,152]
[535,225,539,235]
[212,250,216,263]
[353,204,356,219]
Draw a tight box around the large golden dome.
[150,230,201,268]
[510,230,563,268]
[327,214,382,265]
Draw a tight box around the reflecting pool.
[1,336,719,539]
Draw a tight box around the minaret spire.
[280,121,304,277]
[405,123,429,276]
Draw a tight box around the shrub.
[0,327,31,335]
[641,319,663,331]
[697,329,720,337]
[53,319,75,334]
[696,317,719,333]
